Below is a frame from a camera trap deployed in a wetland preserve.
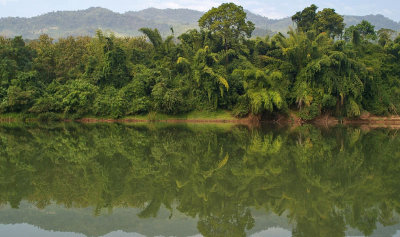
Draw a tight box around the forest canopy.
[0,3,399,120]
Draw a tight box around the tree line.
[0,3,399,120]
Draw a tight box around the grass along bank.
[2,110,400,129]
[0,110,251,124]
[78,110,253,124]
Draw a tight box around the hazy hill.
[0,7,173,39]
[344,14,400,31]
[0,7,399,39]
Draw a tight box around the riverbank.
[76,111,260,125]
[344,114,400,129]
[310,113,400,128]
[0,111,258,125]
[1,111,400,128]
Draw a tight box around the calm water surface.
[0,123,400,237]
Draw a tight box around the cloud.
[145,0,241,11]
[142,0,291,18]
[0,0,17,5]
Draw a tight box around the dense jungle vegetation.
[1,3,400,120]
[1,123,400,236]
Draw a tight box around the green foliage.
[37,112,63,122]
[0,4,399,119]
[93,86,124,118]
[232,96,250,117]
[151,83,187,114]
[233,68,283,115]
[31,80,98,117]
[346,98,361,117]
[298,103,320,120]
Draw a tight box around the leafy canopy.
[198,3,255,49]
[292,4,344,38]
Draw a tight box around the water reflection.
[0,123,399,236]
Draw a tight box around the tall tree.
[315,8,344,38]
[139,28,163,50]
[198,3,255,52]
[344,20,377,42]
[292,5,344,39]
[355,20,377,40]
[292,4,318,33]
[100,37,130,88]
[30,34,56,84]
[377,28,395,46]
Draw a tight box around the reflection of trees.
[0,123,400,236]
[198,206,254,237]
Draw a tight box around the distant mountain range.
[0,7,399,39]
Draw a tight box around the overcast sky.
[0,0,399,21]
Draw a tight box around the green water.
[0,123,400,237]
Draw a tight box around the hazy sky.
[0,0,399,21]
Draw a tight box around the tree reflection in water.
[0,123,399,237]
